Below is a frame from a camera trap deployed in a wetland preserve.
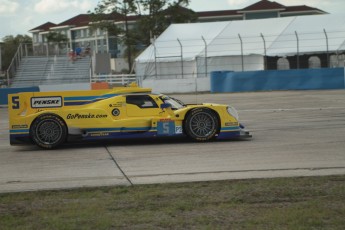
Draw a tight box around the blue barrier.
[211,68,345,93]
[0,87,40,105]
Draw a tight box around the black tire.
[30,114,67,149]
[184,108,219,141]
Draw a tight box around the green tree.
[90,0,138,71]
[137,0,196,44]
[1,35,32,72]
[46,31,69,55]
[46,31,68,44]
[90,0,196,72]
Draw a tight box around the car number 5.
[163,122,170,134]
[12,96,20,109]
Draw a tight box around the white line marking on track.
[240,107,345,112]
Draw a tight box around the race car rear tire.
[184,108,219,141]
[30,114,67,149]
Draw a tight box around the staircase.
[10,56,91,88]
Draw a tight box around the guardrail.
[210,68,345,93]
[91,74,137,85]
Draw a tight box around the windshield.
[160,96,185,109]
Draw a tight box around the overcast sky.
[1,0,344,39]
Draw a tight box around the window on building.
[33,34,39,43]
[308,56,321,69]
[277,58,290,70]
[89,29,95,37]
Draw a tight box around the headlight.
[227,106,239,120]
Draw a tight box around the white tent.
[136,14,345,79]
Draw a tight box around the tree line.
[0,35,32,74]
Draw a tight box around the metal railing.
[6,44,26,86]
[5,42,72,85]
[5,42,95,87]
[91,74,137,86]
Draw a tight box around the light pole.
[0,40,5,87]
[0,41,3,74]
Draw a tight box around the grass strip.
[1,175,345,229]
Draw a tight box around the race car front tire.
[30,114,67,149]
[184,108,219,141]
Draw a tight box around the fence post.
[201,36,207,77]
[323,29,329,68]
[153,42,157,79]
[177,38,183,78]
[0,43,2,75]
[15,54,18,72]
[89,66,92,84]
[20,44,23,60]
[295,31,300,69]
[46,43,49,57]
[7,70,10,87]
[260,33,267,70]
[25,44,28,57]
[343,61,345,89]
[238,34,244,72]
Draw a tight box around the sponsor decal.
[112,109,120,116]
[159,119,172,121]
[12,124,28,129]
[175,126,183,134]
[90,132,109,137]
[109,102,124,107]
[225,122,238,126]
[31,96,62,108]
[66,113,108,119]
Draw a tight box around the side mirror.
[160,103,172,109]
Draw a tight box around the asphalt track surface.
[1,90,345,193]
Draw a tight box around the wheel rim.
[36,120,63,145]
[188,112,216,138]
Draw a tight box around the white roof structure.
[138,21,229,62]
[136,14,345,63]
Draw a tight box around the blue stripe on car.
[63,94,119,106]
[220,126,240,131]
[85,127,153,132]
[10,129,29,133]
[64,94,118,101]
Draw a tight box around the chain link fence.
[136,30,345,79]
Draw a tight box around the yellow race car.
[8,84,251,149]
